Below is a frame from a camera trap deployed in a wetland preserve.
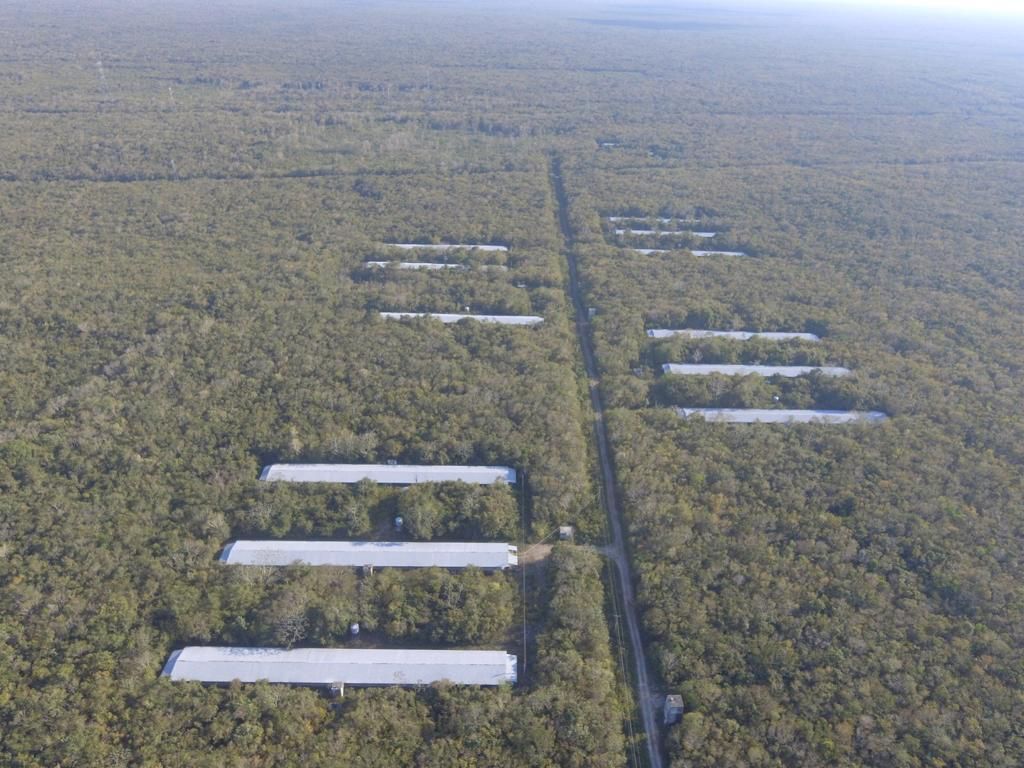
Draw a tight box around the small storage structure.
[664,695,685,726]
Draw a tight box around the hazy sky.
[603,0,1024,18]
[779,0,1024,16]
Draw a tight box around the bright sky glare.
[608,0,1024,19]
[790,0,1024,16]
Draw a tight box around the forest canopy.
[2,0,1022,766]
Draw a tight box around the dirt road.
[549,156,665,768]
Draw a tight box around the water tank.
[394,515,404,531]
[350,622,360,636]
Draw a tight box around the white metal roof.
[260,464,517,485]
[677,408,888,424]
[662,364,850,377]
[162,647,517,686]
[221,541,518,569]
[648,329,821,342]
[614,229,716,237]
[386,243,508,252]
[365,261,466,270]
[632,248,746,257]
[608,216,701,224]
[380,312,543,326]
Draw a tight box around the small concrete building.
[664,695,685,725]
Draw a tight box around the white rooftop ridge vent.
[662,363,850,377]
[677,408,888,424]
[260,464,517,485]
[386,243,508,252]
[381,312,543,326]
[162,647,518,687]
[221,541,519,569]
[648,329,821,342]
[614,228,716,237]
[365,261,466,270]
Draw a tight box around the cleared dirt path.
[548,156,665,768]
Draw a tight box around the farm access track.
[548,154,665,768]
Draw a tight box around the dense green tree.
[2,1,1022,765]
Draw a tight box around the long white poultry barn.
[662,363,850,377]
[365,261,466,270]
[631,248,746,256]
[647,329,821,342]
[220,540,519,569]
[678,408,888,424]
[614,228,716,237]
[386,243,509,252]
[607,216,702,224]
[380,312,543,326]
[162,647,518,687]
[260,463,517,485]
